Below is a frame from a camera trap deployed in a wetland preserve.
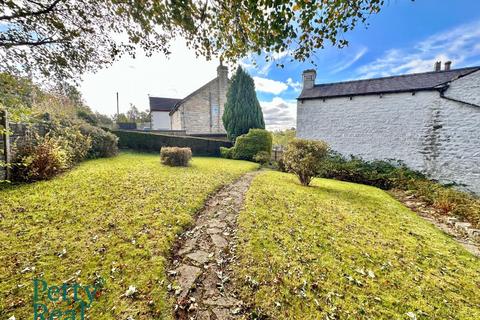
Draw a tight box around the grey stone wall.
[0,110,9,181]
[171,108,182,130]
[297,85,480,194]
[170,66,229,135]
[182,79,219,134]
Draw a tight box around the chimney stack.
[434,61,441,72]
[302,69,317,90]
[217,62,228,82]
[444,61,452,71]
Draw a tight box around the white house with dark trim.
[149,97,181,130]
[297,62,480,193]
[149,64,229,134]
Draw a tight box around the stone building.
[149,64,229,134]
[297,62,480,193]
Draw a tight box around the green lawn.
[235,171,480,319]
[0,153,258,320]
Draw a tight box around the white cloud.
[239,50,292,76]
[357,21,480,79]
[253,76,288,95]
[260,97,297,130]
[331,47,368,74]
[286,77,302,92]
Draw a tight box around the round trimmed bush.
[160,147,192,167]
[283,138,329,186]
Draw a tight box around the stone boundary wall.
[0,118,48,181]
[0,110,9,181]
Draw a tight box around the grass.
[236,171,480,319]
[0,152,258,320]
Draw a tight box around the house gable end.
[169,78,219,116]
[443,70,480,107]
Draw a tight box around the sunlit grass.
[236,171,480,319]
[0,152,258,319]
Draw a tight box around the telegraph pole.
[116,92,119,117]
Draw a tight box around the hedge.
[112,130,233,156]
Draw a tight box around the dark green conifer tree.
[222,67,265,141]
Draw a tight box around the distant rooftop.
[149,97,182,112]
[298,66,480,100]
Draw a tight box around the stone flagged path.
[168,171,258,320]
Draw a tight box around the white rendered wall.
[151,111,171,130]
[297,87,480,193]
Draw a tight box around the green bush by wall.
[232,129,272,161]
[113,130,232,156]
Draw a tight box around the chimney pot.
[444,61,452,71]
[302,69,317,90]
[434,61,441,72]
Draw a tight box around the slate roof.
[149,97,182,112]
[298,66,480,100]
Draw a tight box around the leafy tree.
[1,1,386,79]
[114,113,130,123]
[222,67,265,141]
[126,104,140,122]
[0,0,173,80]
[272,128,296,148]
[94,112,114,127]
[123,104,149,123]
[137,110,151,123]
[0,72,35,121]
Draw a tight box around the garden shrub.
[13,133,69,181]
[318,152,424,190]
[276,157,287,172]
[253,151,271,164]
[408,180,480,227]
[220,146,233,159]
[80,124,118,158]
[53,125,91,165]
[160,147,192,167]
[231,129,272,161]
[283,138,329,186]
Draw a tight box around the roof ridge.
[314,66,480,88]
[169,77,219,115]
[149,96,182,100]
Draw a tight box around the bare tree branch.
[0,0,63,21]
[0,38,65,47]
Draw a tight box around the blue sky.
[81,0,480,130]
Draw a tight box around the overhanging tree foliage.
[1,0,386,79]
[0,0,173,79]
[222,67,265,141]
